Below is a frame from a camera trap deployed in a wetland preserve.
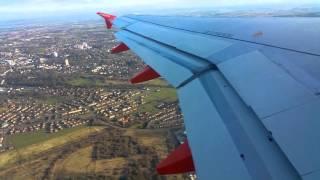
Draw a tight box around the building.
[53,51,58,58]
[65,59,70,66]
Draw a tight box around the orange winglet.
[111,43,129,54]
[130,65,160,84]
[97,12,116,29]
[157,140,195,175]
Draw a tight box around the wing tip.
[97,12,116,29]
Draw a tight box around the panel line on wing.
[178,69,302,179]
[121,29,214,69]
[176,65,215,89]
[115,33,194,87]
[124,16,320,57]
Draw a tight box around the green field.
[0,126,104,168]
[66,74,109,87]
[67,74,172,88]
[67,77,102,86]
[36,95,66,105]
[144,87,177,102]
[67,77,91,86]
[8,126,88,149]
[139,87,178,113]
[143,78,170,86]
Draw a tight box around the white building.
[39,58,47,64]
[74,42,91,50]
[65,59,70,66]
[53,51,58,58]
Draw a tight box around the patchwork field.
[0,126,104,169]
[0,127,186,180]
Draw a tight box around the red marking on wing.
[97,12,116,29]
[157,140,195,175]
[130,65,160,84]
[111,43,129,54]
[253,31,263,37]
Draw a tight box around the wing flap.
[179,69,301,180]
[218,50,316,118]
[178,71,252,180]
[263,99,320,175]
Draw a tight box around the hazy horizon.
[0,0,319,22]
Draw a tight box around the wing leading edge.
[98,13,320,180]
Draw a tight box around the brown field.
[0,127,187,180]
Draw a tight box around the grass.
[67,77,95,86]
[0,128,184,180]
[139,87,178,113]
[105,79,130,85]
[58,146,93,173]
[8,126,86,150]
[142,78,170,86]
[57,146,127,175]
[130,123,145,129]
[0,126,104,168]
[124,129,169,157]
[0,107,7,113]
[67,74,171,88]
[57,128,168,176]
[36,96,65,105]
[144,87,177,102]
[66,74,108,87]
[93,157,127,172]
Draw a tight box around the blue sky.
[0,0,319,21]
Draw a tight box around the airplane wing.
[98,12,320,180]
